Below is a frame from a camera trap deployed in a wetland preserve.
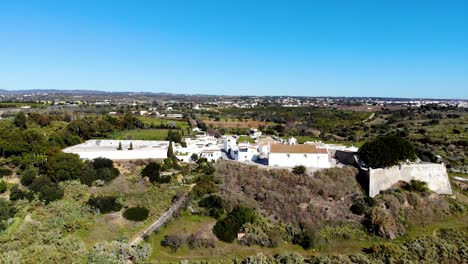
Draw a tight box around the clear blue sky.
[1,1,467,99]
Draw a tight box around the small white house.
[232,143,259,161]
[200,149,222,162]
[268,144,330,168]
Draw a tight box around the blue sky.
[0,1,467,99]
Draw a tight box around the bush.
[87,196,122,214]
[9,185,34,201]
[29,176,64,203]
[292,165,306,175]
[0,199,16,231]
[359,135,416,168]
[0,167,12,178]
[199,195,225,219]
[141,162,161,183]
[403,180,429,192]
[161,235,185,251]
[123,207,149,221]
[20,166,37,186]
[0,181,7,193]
[213,207,256,242]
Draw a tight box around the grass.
[108,129,171,140]
[236,135,255,144]
[75,184,188,247]
[139,117,190,129]
[147,212,308,262]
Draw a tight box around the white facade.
[268,144,330,168]
[63,140,170,160]
[269,153,330,168]
[232,143,259,161]
[200,149,222,162]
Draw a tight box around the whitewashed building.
[268,144,330,168]
[63,140,171,160]
[200,149,222,162]
[231,143,259,161]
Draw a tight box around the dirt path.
[129,184,194,246]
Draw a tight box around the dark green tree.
[14,111,27,129]
[359,135,417,168]
[129,142,133,150]
[117,142,122,150]
[292,165,306,175]
[141,162,161,183]
[30,176,64,203]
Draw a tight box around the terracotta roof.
[270,144,328,154]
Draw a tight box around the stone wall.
[367,163,452,197]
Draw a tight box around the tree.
[43,151,83,182]
[129,142,133,150]
[358,135,417,168]
[292,165,306,175]
[29,175,64,203]
[190,153,199,162]
[117,141,122,150]
[167,141,174,158]
[141,162,161,183]
[0,199,16,231]
[14,111,27,129]
[20,165,38,186]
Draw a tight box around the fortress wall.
[368,163,452,197]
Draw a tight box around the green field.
[139,116,190,129]
[108,129,171,140]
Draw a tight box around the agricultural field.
[139,116,191,130]
[203,119,269,129]
[108,129,172,140]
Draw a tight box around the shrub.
[92,157,114,169]
[29,176,64,203]
[87,196,122,214]
[9,185,34,201]
[20,166,37,186]
[213,207,256,242]
[403,180,429,192]
[0,167,12,178]
[292,165,306,175]
[359,135,417,168]
[0,181,7,193]
[123,207,149,221]
[161,235,185,251]
[142,162,161,180]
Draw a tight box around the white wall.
[368,163,452,197]
[67,149,168,160]
[268,153,330,168]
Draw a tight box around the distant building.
[166,113,183,119]
[268,144,330,168]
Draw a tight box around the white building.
[200,149,222,162]
[231,143,259,161]
[175,135,223,162]
[268,144,330,168]
[63,140,171,160]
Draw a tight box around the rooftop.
[270,144,328,154]
[63,140,170,152]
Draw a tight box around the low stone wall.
[367,163,452,197]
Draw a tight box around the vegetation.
[292,165,306,175]
[123,207,150,221]
[359,135,417,168]
[87,196,122,214]
[213,207,256,242]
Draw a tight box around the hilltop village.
[0,92,466,263]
